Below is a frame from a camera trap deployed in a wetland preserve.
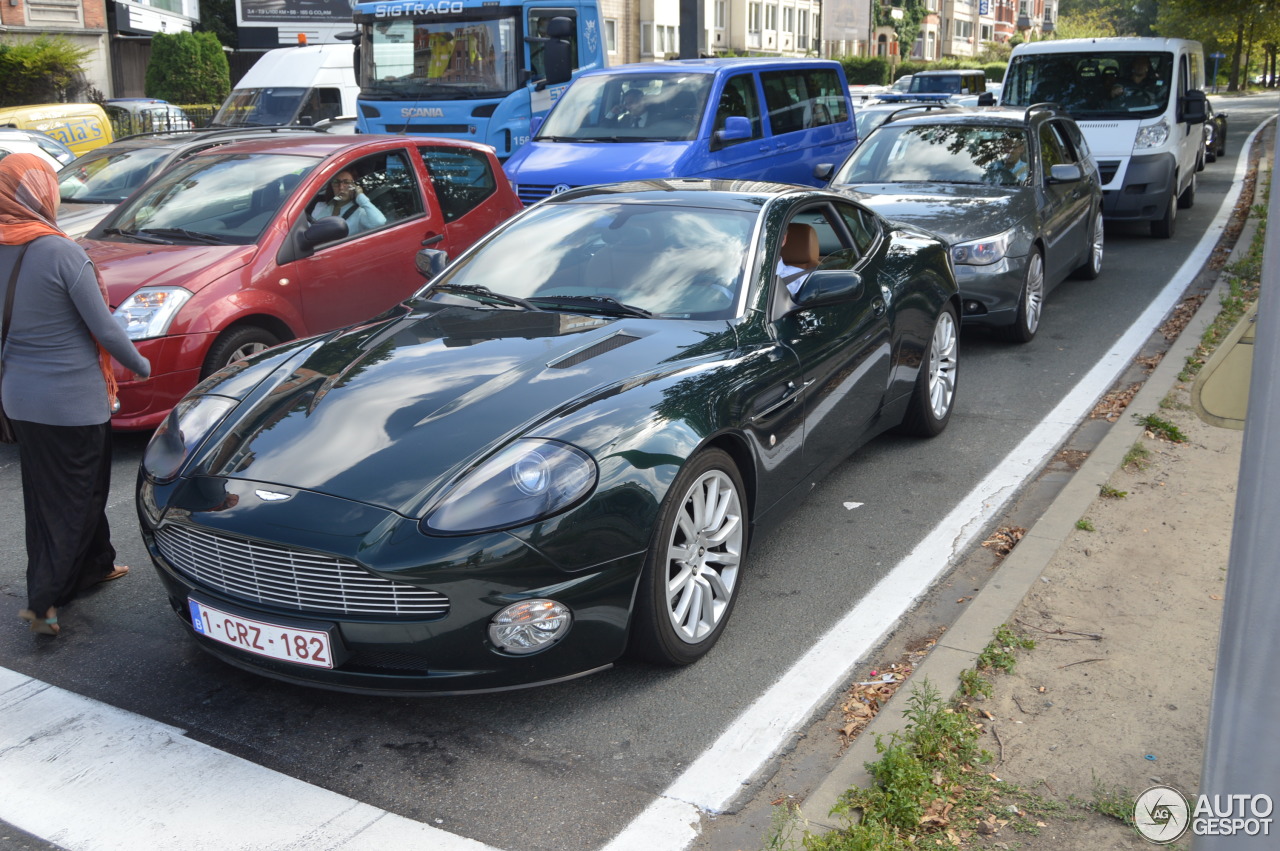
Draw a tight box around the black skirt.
[14,419,117,613]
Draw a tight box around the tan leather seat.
[782,222,820,270]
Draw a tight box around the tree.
[0,36,92,106]
[145,31,231,104]
[198,0,239,50]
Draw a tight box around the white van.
[211,44,359,129]
[1000,37,1209,238]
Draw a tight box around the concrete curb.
[796,138,1273,835]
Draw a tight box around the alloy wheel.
[664,469,744,644]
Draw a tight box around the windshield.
[835,124,1030,186]
[212,88,307,127]
[1004,52,1174,118]
[537,73,712,142]
[426,202,757,319]
[58,147,172,203]
[361,14,520,101]
[107,153,315,244]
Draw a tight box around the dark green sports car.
[137,180,961,694]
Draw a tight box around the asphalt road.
[1,93,1275,851]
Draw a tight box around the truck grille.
[516,183,578,205]
[155,524,449,618]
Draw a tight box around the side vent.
[548,333,640,369]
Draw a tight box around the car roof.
[578,58,843,77]
[82,127,328,159]
[186,133,493,159]
[875,104,1064,129]
[914,69,985,76]
[1012,37,1201,55]
[546,178,823,209]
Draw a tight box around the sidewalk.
[788,120,1272,847]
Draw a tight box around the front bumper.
[139,476,644,694]
[953,256,1027,329]
[112,332,216,431]
[1099,152,1176,222]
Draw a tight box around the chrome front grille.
[156,524,449,618]
[516,183,575,205]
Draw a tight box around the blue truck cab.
[504,58,859,205]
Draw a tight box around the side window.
[1038,123,1067,172]
[760,70,807,136]
[713,74,763,142]
[802,69,849,127]
[1047,122,1079,163]
[419,145,497,221]
[774,204,859,306]
[835,202,879,256]
[310,150,424,240]
[1063,121,1091,161]
[529,9,579,79]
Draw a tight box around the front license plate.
[189,599,335,669]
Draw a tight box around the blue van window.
[760,68,847,135]
[713,74,762,143]
[538,73,713,142]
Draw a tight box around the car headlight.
[951,230,1012,266]
[114,286,193,340]
[142,394,238,483]
[1135,119,1170,150]
[422,439,597,535]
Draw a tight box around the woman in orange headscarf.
[1,153,151,636]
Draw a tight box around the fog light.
[489,599,571,654]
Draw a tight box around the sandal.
[18,608,60,636]
[98,565,129,584]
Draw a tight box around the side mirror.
[813,162,834,182]
[977,91,996,107]
[1182,89,1208,124]
[415,248,449,280]
[301,216,348,249]
[546,16,573,38]
[795,270,863,306]
[1048,163,1083,183]
[530,115,545,136]
[715,115,751,143]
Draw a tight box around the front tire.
[202,326,281,378]
[998,250,1044,343]
[899,304,958,436]
[1178,170,1197,209]
[629,449,746,666]
[1074,208,1104,280]
[1151,187,1177,239]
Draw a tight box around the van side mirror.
[415,248,449,280]
[813,162,834,182]
[795,270,863,306]
[977,91,996,107]
[1047,163,1083,183]
[1182,90,1208,124]
[527,16,574,87]
[715,115,752,143]
[302,216,348,249]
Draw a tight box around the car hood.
[200,305,722,516]
[840,183,1030,244]
[82,239,257,307]
[507,139,690,185]
[58,202,116,240]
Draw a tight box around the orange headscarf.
[0,153,119,406]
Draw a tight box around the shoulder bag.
[0,245,30,444]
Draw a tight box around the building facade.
[821,0,1055,62]
[599,0,822,66]
[0,0,114,96]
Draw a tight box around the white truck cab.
[211,44,359,129]
[1000,37,1209,238]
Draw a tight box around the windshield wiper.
[431,283,541,311]
[137,227,229,245]
[102,227,172,245]
[529,294,653,318]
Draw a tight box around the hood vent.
[549,333,640,369]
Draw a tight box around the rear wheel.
[629,449,746,666]
[202,326,280,378]
[998,250,1044,343]
[1074,208,1104,280]
[1151,187,1177,239]
[1178,170,1197,209]
[899,304,958,436]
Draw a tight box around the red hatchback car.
[82,135,522,430]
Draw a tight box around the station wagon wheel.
[1074,208,1104,280]
[201,326,281,378]
[899,303,958,437]
[999,249,1044,344]
[629,448,746,666]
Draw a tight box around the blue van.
[504,58,858,205]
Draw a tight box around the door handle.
[422,233,444,247]
[750,379,812,422]
[872,298,886,317]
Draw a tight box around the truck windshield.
[361,14,520,100]
[212,88,307,127]
[1003,52,1175,118]
[537,73,713,142]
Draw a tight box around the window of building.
[605,19,618,54]
[797,11,809,49]
[955,19,974,39]
[716,0,726,28]
[749,2,761,32]
[981,23,994,41]
[641,21,653,55]
[765,4,777,31]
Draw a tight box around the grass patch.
[1099,484,1127,499]
[1076,518,1096,531]
[976,625,1036,675]
[1086,774,1136,826]
[959,668,992,699]
[1123,441,1151,470]
[1160,390,1191,411]
[1135,413,1188,443]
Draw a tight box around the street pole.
[678,0,704,58]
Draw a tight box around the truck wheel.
[1151,188,1177,239]
[1178,171,1196,209]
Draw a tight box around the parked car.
[135,179,961,694]
[85,134,523,430]
[0,127,76,170]
[105,98,196,135]
[57,127,326,238]
[0,102,113,156]
[889,75,913,94]
[878,69,994,106]
[1204,100,1227,163]
[852,102,951,145]
[824,104,1104,343]
[504,58,859,204]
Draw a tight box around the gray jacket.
[1,235,151,426]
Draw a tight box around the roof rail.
[116,124,331,143]
[881,102,964,125]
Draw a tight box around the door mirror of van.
[302,216,349,250]
[536,17,574,87]
[1048,163,1083,184]
[416,248,449,280]
[813,163,835,182]
[715,116,752,145]
[795,270,863,306]
[1181,90,1208,124]
[530,115,545,136]
[977,91,996,107]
